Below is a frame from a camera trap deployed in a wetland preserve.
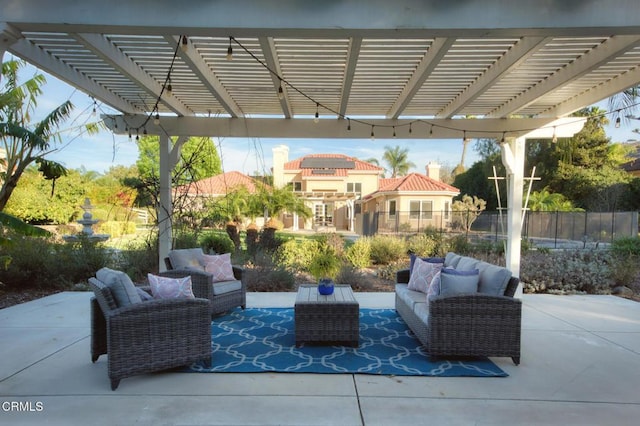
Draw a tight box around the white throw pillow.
[148,274,195,300]
[202,253,236,282]
[407,257,443,294]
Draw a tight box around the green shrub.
[276,239,320,273]
[173,231,198,249]
[243,251,295,291]
[444,234,472,255]
[407,233,438,257]
[369,235,407,265]
[520,250,613,294]
[611,236,640,257]
[336,265,377,291]
[345,237,371,269]
[114,236,159,281]
[200,232,234,254]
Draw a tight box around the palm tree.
[608,85,639,126]
[382,145,415,178]
[0,59,77,211]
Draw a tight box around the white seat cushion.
[212,280,242,295]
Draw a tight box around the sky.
[18,60,640,177]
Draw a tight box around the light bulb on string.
[314,103,319,123]
[552,126,558,143]
[429,124,433,137]
[615,116,621,128]
[409,122,412,134]
[501,132,506,144]
[347,118,351,131]
[370,125,375,141]
[277,83,284,100]
[226,37,233,61]
[393,126,396,138]
[166,78,172,94]
[181,35,188,52]
[154,112,160,125]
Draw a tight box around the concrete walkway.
[1,291,639,425]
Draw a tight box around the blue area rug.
[188,308,507,377]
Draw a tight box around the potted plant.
[308,247,342,295]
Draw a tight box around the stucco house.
[271,145,460,233]
[357,164,460,234]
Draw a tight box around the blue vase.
[318,279,334,295]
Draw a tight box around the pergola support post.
[501,137,525,297]
[158,133,172,271]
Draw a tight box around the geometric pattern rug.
[186,308,508,377]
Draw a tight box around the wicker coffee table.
[294,284,360,347]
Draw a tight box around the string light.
[552,126,558,143]
[277,82,284,100]
[347,118,351,131]
[392,126,397,138]
[370,125,375,141]
[226,37,233,61]
[501,132,506,144]
[166,78,172,93]
[314,103,320,123]
[154,112,160,125]
[181,35,188,52]
[409,122,412,134]
[463,130,467,142]
[615,116,621,128]
[429,124,433,136]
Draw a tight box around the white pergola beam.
[436,37,550,119]
[487,35,640,118]
[104,115,561,139]
[387,38,455,119]
[338,37,362,119]
[73,32,192,116]
[168,35,243,118]
[259,36,292,118]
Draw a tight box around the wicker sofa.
[89,268,212,390]
[161,248,246,317]
[395,252,521,364]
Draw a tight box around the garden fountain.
[63,198,110,243]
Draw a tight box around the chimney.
[272,144,289,188]
[426,161,441,181]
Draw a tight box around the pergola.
[2,0,640,290]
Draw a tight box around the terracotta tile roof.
[177,171,264,196]
[375,173,460,193]
[284,153,383,172]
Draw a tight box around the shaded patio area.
[1,291,639,425]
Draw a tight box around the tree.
[382,145,415,178]
[0,60,85,211]
[527,187,580,212]
[451,194,486,232]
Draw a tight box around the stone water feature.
[63,198,109,242]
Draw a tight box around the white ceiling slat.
[166,35,242,118]
[73,32,191,116]
[436,36,550,118]
[487,35,640,118]
[387,38,454,119]
[8,37,138,114]
[338,37,362,119]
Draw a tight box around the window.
[293,181,302,192]
[444,201,450,220]
[346,182,362,194]
[389,200,396,216]
[409,200,433,219]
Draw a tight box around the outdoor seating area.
[1,290,639,424]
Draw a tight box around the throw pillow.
[409,253,445,277]
[476,263,512,295]
[202,253,236,282]
[148,274,195,300]
[168,248,205,270]
[96,267,142,307]
[439,268,480,297]
[426,271,442,301]
[407,257,443,293]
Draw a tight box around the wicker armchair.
[89,278,212,390]
[162,254,246,317]
[396,268,521,364]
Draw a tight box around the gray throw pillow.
[444,252,462,268]
[439,268,479,297]
[96,267,142,307]
[476,263,512,295]
[455,256,480,271]
[168,248,205,270]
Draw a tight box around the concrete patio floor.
[1,291,639,426]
